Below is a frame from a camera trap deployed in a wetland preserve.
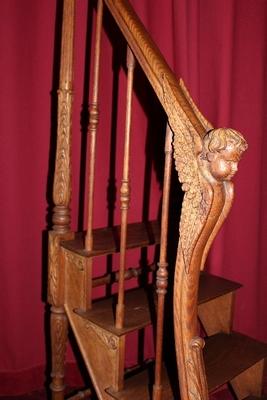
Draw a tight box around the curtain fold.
[0,0,266,394]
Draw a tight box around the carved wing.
[162,75,212,272]
[179,79,213,133]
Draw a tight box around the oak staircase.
[47,0,267,399]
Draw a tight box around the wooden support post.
[85,0,103,251]
[153,125,173,400]
[115,46,135,329]
[50,306,68,399]
[48,0,75,399]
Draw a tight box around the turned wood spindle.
[49,1,75,399]
[52,0,76,234]
[115,47,135,329]
[85,0,103,251]
[153,124,173,400]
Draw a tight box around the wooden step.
[74,273,242,338]
[205,332,267,392]
[198,273,242,335]
[61,220,160,258]
[75,287,153,336]
[198,272,242,304]
[106,364,174,400]
[106,331,267,399]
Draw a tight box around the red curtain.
[0,0,267,395]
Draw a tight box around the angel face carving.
[203,128,247,182]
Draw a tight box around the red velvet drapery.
[1,0,267,395]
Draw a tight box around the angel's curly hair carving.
[204,128,248,155]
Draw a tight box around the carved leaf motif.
[162,74,211,272]
[52,311,68,375]
[48,234,60,305]
[85,322,118,351]
[53,88,73,207]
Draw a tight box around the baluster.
[115,47,135,329]
[85,0,103,251]
[153,124,173,400]
[49,0,75,399]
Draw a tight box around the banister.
[101,1,248,400]
[103,0,210,137]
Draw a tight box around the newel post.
[162,76,247,400]
[48,1,75,399]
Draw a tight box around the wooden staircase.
[47,0,267,399]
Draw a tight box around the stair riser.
[198,291,235,335]
[230,359,265,399]
[63,248,92,311]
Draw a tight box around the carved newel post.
[172,126,247,400]
[48,1,75,399]
[162,75,247,400]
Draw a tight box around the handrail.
[104,0,210,137]
[102,1,248,400]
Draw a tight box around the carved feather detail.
[179,79,213,132]
[162,74,212,273]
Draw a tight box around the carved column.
[48,1,75,399]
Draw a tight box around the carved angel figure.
[202,128,248,182]
[163,74,248,400]
[163,74,248,273]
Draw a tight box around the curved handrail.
[103,1,248,399]
[104,0,211,137]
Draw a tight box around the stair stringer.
[65,305,125,400]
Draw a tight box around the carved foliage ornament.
[48,233,61,305]
[48,231,73,306]
[53,88,73,207]
[51,307,68,377]
[85,322,119,351]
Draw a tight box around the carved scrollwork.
[53,88,73,207]
[186,337,209,400]
[85,322,119,351]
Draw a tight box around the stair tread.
[106,365,174,400]
[75,287,153,336]
[198,272,242,304]
[61,220,160,258]
[205,331,267,391]
[105,331,267,399]
[74,273,242,337]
